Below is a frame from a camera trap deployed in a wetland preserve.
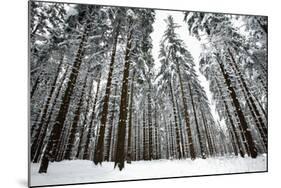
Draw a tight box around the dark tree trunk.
[39,24,90,173]
[176,63,196,160]
[75,73,99,159]
[188,82,206,159]
[163,115,170,159]
[134,115,138,161]
[216,55,257,158]
[114,29,133,170]
[94,24,120,164]
[137,117,142,160]
[154,107,159,159]
[31,53,64,161]
[228,48,267,150]
[169,120,176,158]
[142,107,147,160]
[32,67,69,163]
[200,108,214,157]
[31,73,41,98]
[64,73,89,159]
[105,84,118,161]
[147,83,153,160]
[175,96,185,158]
[214,76,245,157]
[168,80,182,159]
[83,72,101,160]
[127,70,135,163]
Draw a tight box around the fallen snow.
[31,155,267,186]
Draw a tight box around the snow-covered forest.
[30,1,267,186]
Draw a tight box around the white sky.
[151,10,222,126]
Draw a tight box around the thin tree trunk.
[31,73,41,98]
[127,70,135,163]
[188,82,206,159]
[64,73,89,159]
[154,107,159,159]
[176,63,196,159]
[105,84,118,161]
[31,53,65,160]
[147,83,153,160]
[83,72,101,160]
[32,67,69,163]
[216,55,257,158]
[200,107,214,157]
[163,115,170,159]
[168,80,182,159]
[175,97,185,158]
[114,29,133,170]
[142,107,147,160]
[39,24,90,173]
[94,23,120,164]
[228,48,267,150]
[214,76,245,157]
[75,74,99,159]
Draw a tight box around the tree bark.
[142,106,147,160]
[228,48,267,150]
[105,84,118,161]
[216,54,257,158]
[64,73,89,159]
[176,63,196,159]
[114,29,133,170]
[39,24,90,173]
[200,107,214,157]
[32,67,69,163]
[83,72,101,160]
[188,82,206,159]
[127,70,135,163]
[94,23,120,164]
[214,76,245,157]
[147,83,153,160]
[31,53,64,161]
[168,80,182,159]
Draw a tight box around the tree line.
[30,2,267,173]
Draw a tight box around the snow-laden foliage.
[30,2,267,179]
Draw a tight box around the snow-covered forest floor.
[31,154,267,186]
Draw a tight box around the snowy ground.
[30,155,267,187]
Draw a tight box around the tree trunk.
[154,107,159,159]
[127,70,135,163]
[200,107,214,157]
[228,48,267,150]
[142,106,147,160]
[39,24,90,173]
[31,73,41,98]
[188,82,206,159]
[64,73,89,159]
[214,76,245,157]
[94,23,120,164]
[31,53,64,161]
[216,54,257,158]
[105,84,118,161]
[147,83,153,160]
[32,66,69,163]
[163,115,170,159]
[114,29,133,170]
[83,72,101,160]
[175,96,185,158]
[168,80,182,159]
[176,63,196,159]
